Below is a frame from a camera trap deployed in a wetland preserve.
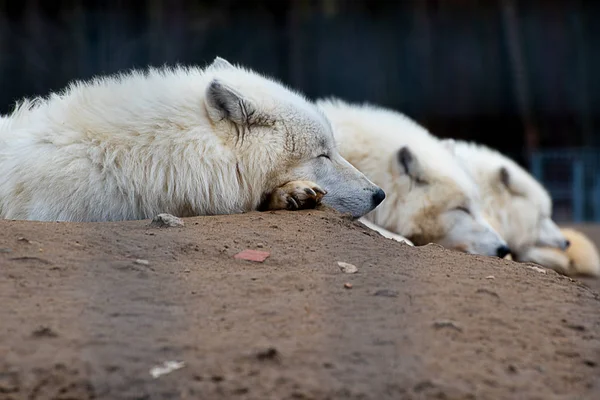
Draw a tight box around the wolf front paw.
[264,181,327,211]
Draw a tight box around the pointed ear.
[498,166,523,196]
[499,166,510,188]
[209,56,235,70]
[397,146,426,183]
[205,80,256,125]
[440,138,456,155]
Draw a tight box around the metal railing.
[529,149,600,222]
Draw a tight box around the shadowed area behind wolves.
[0,210,599,399]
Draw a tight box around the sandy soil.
[0,210,599,400]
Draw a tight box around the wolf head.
[382,145,509,257]
[441,139,569,257]
[204,57,384,218]
[318,100,509,257]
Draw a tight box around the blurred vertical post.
[0,0,6,92]
[572,0,593,148]
[70,0,87,79]
[413,0,434,125]
[24,0,45,94]
[501,0,538,158]
[148,0,164,64]
[287,0,310,89]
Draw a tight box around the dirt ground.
[1,210,599,400]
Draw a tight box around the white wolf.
[440,139,569,260]
[0,57,384,222]
[317,99,509,257]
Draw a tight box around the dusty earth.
[0,210,599,400]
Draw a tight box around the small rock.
[486,275,495,279]
[423,242,445,250]
[135,259,150,266]
[507,364,518,374]
[583,360,597,368]
[234,249,270,263]
[344,282,353,289]
[433,320,462,332]
[32,326,58,338]
[565,323,586,332]
[525,265,547,274]
[256,243,264,248]
[183,268,191,273]
[150,213,184,228]
[255,347,279,362]
[149,361,185,379]
[17,237,31,243]
[337,261,358,274]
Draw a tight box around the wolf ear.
[205,80,257,126]
[498,166,523,196]
[397,146,427,184]
[499,166,510,188]
[209,56,235,70]
[440,138,457,155]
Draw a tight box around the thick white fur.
[0,57,382,222]
[317,99,508,257]
[442,139,568,258]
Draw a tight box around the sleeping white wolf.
[442,139,597,277]
[317,99,509,257]
[0,57,384,222]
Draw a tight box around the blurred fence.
[2,0,600,157]
[530,149,600,222]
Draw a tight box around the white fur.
[0,57,382,222]
[317,99,508,257]
[441,139,568,257]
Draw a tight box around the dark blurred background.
[1,0,598,221]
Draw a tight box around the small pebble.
[135,259,150,266]
[150,213,184,228]
[525,265,547,274]
[256,243,264,248]
[234,249,270,263]
[433,320,462,332]
[337,261,358,274]
[344,282,353,289]
[486,275,495,279]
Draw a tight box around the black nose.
[564,240,571,249]
[496,245,511,259]
[371,188,386,207]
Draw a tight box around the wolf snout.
[371,188,386,208]
[496,245,511,259]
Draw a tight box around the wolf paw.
[265,181,327,211]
